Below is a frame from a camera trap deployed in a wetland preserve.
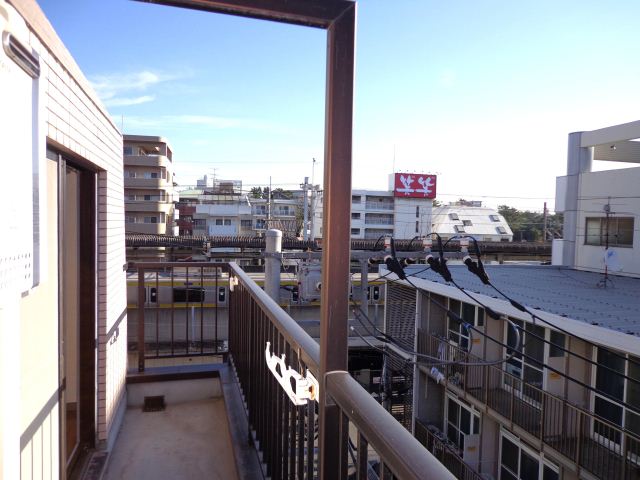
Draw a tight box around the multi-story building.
[123,134,178,235]
[432,202,513,242]
[379,121,640,480]
[554,119,640,276]
[1,2,127,477]
[178,178,304,237]
[314,173,437,240]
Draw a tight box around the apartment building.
[379,121,640,480]
[314,173,436,240]
[123,134,178,235]
[554,120,640,277]
[178,178,303,237]
[1,1,127,478]
[432,202,513,242]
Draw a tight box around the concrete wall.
[3,1,128,477]
[573,166,640,276]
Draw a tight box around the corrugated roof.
[405,264,640,337]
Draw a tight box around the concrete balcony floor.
[104,398,238,480]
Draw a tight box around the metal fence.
[414,420,484,480]
[228,263,455,480]
[418,330,640,480]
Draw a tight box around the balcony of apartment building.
[365,195,394,211]
[364,228,394,240]
[124,152,173,169]
[125,193,175,214]
[415,327,640,480]
[365,213,394,226]
[124,171,172,189]
[126,214,170,235]
[112,261,455,480]
[196,202,251,217]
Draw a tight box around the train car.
[126,268,386,356]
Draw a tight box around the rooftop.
[404,264,640,337]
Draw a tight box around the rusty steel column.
[319,4,356,480]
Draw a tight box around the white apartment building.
[1,1,127,478]
[377,122,640,480]
[554,119,640,276]
[123,134,178,236]
[432,202,513,242]
[314,173,436,240]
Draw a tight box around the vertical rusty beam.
[319,4,356,480]
[137,266,146,372]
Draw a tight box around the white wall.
[2,1,128,477]
[573,166,640,276]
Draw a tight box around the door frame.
[52,146,97,478]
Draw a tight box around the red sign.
[393,173,437,199]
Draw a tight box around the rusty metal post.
[319,4,356,480]
[137,266,145,372]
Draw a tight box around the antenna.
[597,197,615,288]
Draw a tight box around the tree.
[272,188,293,199]
[498,205,563,242]
[249,186,263,199]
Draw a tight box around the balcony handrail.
[327,371,455,480]
[423,330,640,443]
[229,263,320,372]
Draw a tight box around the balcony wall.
[125,201,174,214]
[124,178,170,189]
[124,154,172,168]
[126,223,168,235]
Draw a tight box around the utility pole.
[267,176,272,228]
[300,176,310,240]
[543,201,548,242]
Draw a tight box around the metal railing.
[418,330,640,480]
[133,263,228,372]
[365,201,394,211]
[228,263,455,480]
[414,420,484,480]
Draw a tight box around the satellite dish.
[604,249,623,272]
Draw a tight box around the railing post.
[575,409,583,466]
[319,3,356,480]
[137,266,145,372]
[264,229,282,302]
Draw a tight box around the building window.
[126,170,136,178]
[351,228,360,235]
[416,206,419,218]
[224,219,231,226]
[592,348,640,445]
[193,219,206,227]
[241,219,252,228]
[585,217,634,247]
[448,301,484,349]
[490,214,500,222]
[454,225,466,233]
[215,219,223,226]
[449,213,459,220]
[255,219,266,229]
[352,212,361,220]
[504,319,545,399]
[462,220,472,226]
[123,146,133,155]
[548,331,565,358]
[144,216,158,224]
[172,287,205,303]
[415,221,419,233]
[144,194,151,201]
[497,226,508,234]
[352,195,361,203]
[445,396,479,452]
[500,434,559,480]
[125,215,135,223]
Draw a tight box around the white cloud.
[89,70,179,107]
[104,95,155,107]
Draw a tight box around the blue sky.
[38,0,640,210]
